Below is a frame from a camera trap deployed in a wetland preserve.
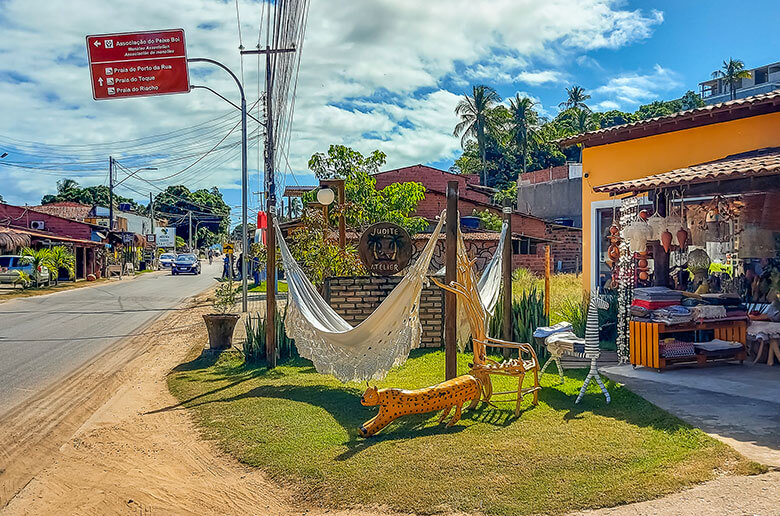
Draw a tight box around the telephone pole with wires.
[241,44,296,368]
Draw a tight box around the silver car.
[159,252,177,269]
[0,255,51,287]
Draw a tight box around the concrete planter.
[203,313,240,350]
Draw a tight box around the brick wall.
[373,165,493,204]
[519,165,570,185]
[0,204,94,240]
[546,224,583,273]
[324,275,444,348]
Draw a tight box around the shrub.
[243,305,297,364]
[213,279,239,314]
[489,287,549,360]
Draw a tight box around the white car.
[0,255,51,287]
[159,253,177,269]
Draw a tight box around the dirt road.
[1,291,776,515]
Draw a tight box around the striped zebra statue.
[575,293,611,404]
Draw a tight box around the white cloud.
[515,70,564,86]
[595,100,620,111]
[0,0,665,208]
[593,64,682,108]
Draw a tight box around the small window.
[754,68,767,84]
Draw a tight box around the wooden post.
[652,191,670,287]
[337,179,346,251]
[266,207,277,368]
[544,245,551,317]
[445,181,458,380]
[502,204,513,356]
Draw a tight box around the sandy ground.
[1,290,777,515]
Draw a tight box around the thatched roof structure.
[0,227,31,251]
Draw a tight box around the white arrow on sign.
[98,77,103,86]
[93,40,101,47]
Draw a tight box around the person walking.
[222,254,231,280]
[208,248,214,265]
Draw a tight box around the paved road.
[0,261,222,416]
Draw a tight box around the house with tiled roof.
[562,89,780,290]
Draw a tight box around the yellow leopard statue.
[359,374,482,437]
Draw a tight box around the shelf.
[655,319,748,333]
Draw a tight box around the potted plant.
[203,279,241,351]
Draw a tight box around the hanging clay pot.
[676,228,688,249]
[638,258,648,268]
[661,230,673,253]
[639,271,649,281]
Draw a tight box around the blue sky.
[0,0,777,224]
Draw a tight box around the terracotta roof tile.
[593,147,780,194]
[560,89,780,147]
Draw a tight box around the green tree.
[472,209,502,231]
[175,236,186,251]
[559,85,591,111]
[507,94,541,175]
[560,108,597,161]
[453,85,501,185]
[593,110,639,128]
[307,145,427,234]
[153,185,230,243]
[41,180,139,210]
[288,207,365,285]
[680,90,705,110]
[712,58,752,100]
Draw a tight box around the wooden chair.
[433,251,540,417]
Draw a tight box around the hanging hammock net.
[276,213,507,382]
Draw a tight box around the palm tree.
[507,94,541,174]
[47,245,76,285]
[56,178,79,194]
[20,247,53,287]
[559,86,591,111]
[712,58,752,100]
[565,109,597,161]
[453,85,501,185]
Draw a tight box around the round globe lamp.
[317,187,335,206]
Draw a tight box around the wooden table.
[630,319,747,371]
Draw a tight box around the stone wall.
[324,276,444,348]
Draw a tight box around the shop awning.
[593,147,780,195]
[0,227,32,250]
[1,226,103,247]
[282,186,317,197]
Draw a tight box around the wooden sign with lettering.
[358,222,412,276]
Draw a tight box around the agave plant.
[489,287,549,360]
[242,305,297,364]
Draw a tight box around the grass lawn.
[168,349,762,515]
[249,280,288,293]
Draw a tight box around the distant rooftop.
[699,61,780,105]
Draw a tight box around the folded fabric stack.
[651,305,693,325]
[723,304,749,321]
[659,339,695,358]
[630,305,652,321]
[632,287,683,310]
[694,339,743,357]
[691,305,727,321]
[544,331,584,355]
[533,322,573,339]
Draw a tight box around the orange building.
[561,91,780,290]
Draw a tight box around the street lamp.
[316,187,335,205]
[318,180,346,251]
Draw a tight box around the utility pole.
[241,45,296,369]
[108,156,114,231]
[150,193,155,269]
[188,210,193,251]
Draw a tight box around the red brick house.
[374,165,581,274]
[0,203,106,279]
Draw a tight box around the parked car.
[0,255,51,287]
[159,252,177,269]
[172,253,201,275]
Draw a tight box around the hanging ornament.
[661,229,673,253]
[676,227,689,249]
[647,212,666,241]
[624,216,653,254]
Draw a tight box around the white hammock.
[276,215,445,382]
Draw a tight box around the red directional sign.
[86,29,190,100]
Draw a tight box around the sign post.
[86,29,190,100]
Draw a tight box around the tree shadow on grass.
[539,368,691,434]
